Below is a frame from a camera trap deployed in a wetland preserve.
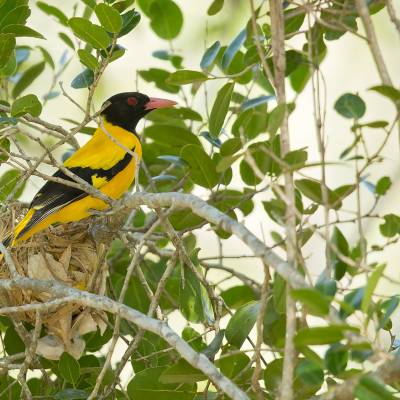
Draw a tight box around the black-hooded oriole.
[4,92,176,247]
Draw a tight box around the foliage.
[0,0,399,399]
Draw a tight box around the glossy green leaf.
[267,104,286,136]
[361,264,386,313]
[354,376,396,400]
[330,227,350,280]
[209,81,234,137]
[294,325,357,346]
[325,344,348,375]
[369,85,400,103]
[118,9,141,37]
[222,29,246,70]
[335,93,366,119]
[77,49,99,70]
[4,325,25,354]
[95,3,122,33]
[0,33,15,68]
[284,8,305,34]
[295,178,342,210]
[37,1,68,26]
[296,359,324,386]
[38,46,55,69]
[59,352,80,385]
[242,95,274,111]
[2,24,44,39]
[160,360,206,384]
[69,17,111,50]
[226,301,260,348]
[127,367,195,400]
[200,40,221,70]
[167,70,208,85]
[12,61,45,98]
[71,68,94,89]
[11,94,42,117]
[58,32,75,49]
[220,286,257,309]
[0,138,10,163]
[380,214,400,237]
[139,68,180,94]
[0,48,16,76]
[291,288,331,316]
[0,4,30,29]
[207,0,224,15]
[181,144,218,189]
[375,176,391,196]
[201,330,225,360]
[149,0,183,40]
[220,137,241,156]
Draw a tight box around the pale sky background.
[7,0,400,382]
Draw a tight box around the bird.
[3,92,176,248]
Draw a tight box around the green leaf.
[220,286,257,309]
[0,138,10,163]
[118,9,141,37]
[334,93,366,119]
[160,360,206,384]
[296,359,324,386]
[58,352,80,385]
[375,176,391,196]
[0,4,30,29]
[69,17,111,50]
[209,82,234,137]
[361,264,386,313]
[222,29,246,70]
[380,214,400,237]
[295,178,342,209]
[284,8,305,34]
[291,288,330,316]
[267,104,286,136]
[139,68,180,94]
[0,33,15,68]
[148,0,183,40]
[112,0,135,12]
[216,153,242,173]
[167,70,208,85]
[37,1,69,26]
[0,169,25,201]
[207,0,224,15]
[369,85,400,103]
[242,95,274,110]
[12,61,45,98]
[38,46,55,69]
[2,25,44,39]
[95,3,122,33]
[127,367,195,400]
[181,144,218,189]
[226,301,260,348]
[54,389,88,400]
[201,330,225,360]
[325,344,348,375]
[71,69,94,89]
[4,325,25,354]
[354,376,396,400]
[330,227,350,280]
[200,40,221,70]
[0,48,16,76]
[58,32,75,49]
[77,49,99,70]
[294,325,356,346]
[220,137,241,156]
[11,94,42,117]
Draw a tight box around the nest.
[0,206,111,360]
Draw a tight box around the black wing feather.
[16,149,134,240]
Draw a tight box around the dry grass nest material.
[0,207,110,360]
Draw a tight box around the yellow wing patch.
[91,174,108,188]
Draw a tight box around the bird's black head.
[101,92,177,133]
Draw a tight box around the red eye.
[127,97,138,106]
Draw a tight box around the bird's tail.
[2,235,12,248]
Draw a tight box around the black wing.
[16,149,133,240]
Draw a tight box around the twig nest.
[0,207,109,360]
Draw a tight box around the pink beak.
[145,97,177,110]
